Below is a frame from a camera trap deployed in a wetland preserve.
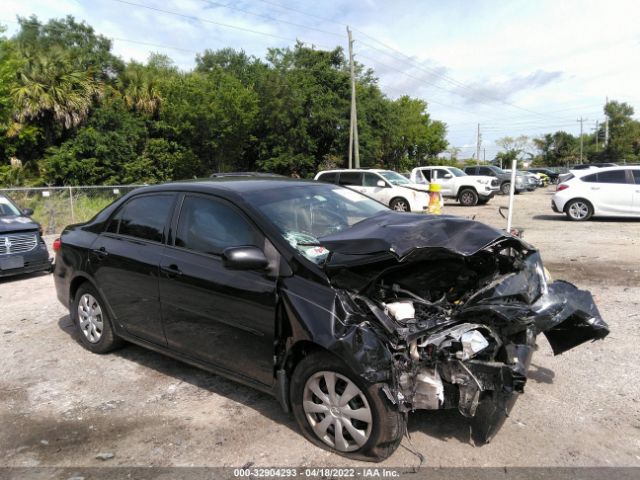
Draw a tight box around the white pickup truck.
[410,166,499,206]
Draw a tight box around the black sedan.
[53,178,608,461]
[0,194,51,278]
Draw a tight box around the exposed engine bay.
[316,212,609,443]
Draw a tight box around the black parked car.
[526,167,560,184]
[0,194,52,278]
[53,178,608,461]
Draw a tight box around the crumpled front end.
[319,214,609,443]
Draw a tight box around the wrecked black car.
[53,179,608,461]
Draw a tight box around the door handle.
[590,187,600,190]
[161,264,183,278]
[91,246,108,258]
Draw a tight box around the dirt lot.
[1,186,639,469]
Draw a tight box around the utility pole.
[483,148,486,162]
[577,116,586,163]
[475,123,481,165]
[347,26,360,169]
[604,96,609,148]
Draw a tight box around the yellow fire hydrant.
[428,182,442,214]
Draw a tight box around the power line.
[196,0,344,39]
[104,0,328,46]
[1,18,199,54]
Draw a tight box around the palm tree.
[117,63,162,116]
[11,48,102,132]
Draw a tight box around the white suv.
[314,169,429,212]
[410,166,499,206]
[552,166,640,220]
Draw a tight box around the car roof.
[128,177,316,195]
[319,169,389,173]
[570,165,640,177]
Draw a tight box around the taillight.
[556,184,569,192]
[53,238,62,252]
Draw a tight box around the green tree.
[158,70,258,173]
[602,100,640,161]
[11,48,103,138]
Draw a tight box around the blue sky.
[3,0,639,159]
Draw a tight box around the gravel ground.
[1,186,639,469]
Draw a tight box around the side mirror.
[443,173,453,179]
[376,180,387,188]
[22,208,34,216]
[222,246,269,270]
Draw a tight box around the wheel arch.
[389,196,410,209]
[457,185,478,198]
[563,197,595,213]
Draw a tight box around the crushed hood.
[319,211,526,260]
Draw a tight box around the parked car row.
[314,164,551,211]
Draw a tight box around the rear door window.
[338,172,363,186]
[597,170,629,184]
[478,167,493,176]
[633,170,640,184]
[109,194,174,243]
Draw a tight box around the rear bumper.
[551,198,560,213]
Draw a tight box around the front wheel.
[390,198,410,212]
[458,188,479,206]
[290,352,405,462]
[500,182,511,195]
[565,199,593,221]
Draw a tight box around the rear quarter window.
[317,172,337,183]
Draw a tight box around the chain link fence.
[0,185,144,234]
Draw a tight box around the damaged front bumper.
[318,215,609,443]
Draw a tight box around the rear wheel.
[458,188,479,206]
[565,199,593,221]
[390,198,410,212]
[290,352,404,462]
[72,283,124,353]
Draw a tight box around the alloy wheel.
[568,201,590,220]
[303,371,373,452]
[393,201,408,212]
[77,293,104,343]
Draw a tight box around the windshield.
[246,184,389,265]
[378,170,411,186]
[0,197,22,217]
[492,166,506,174]
[448,167,466,177]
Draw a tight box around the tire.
[290,352,405,462]
[72,282,124,354]
[564,199,593,221]
[500,182,511,195]
[458,188,479,206]
[389,198,410,212]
